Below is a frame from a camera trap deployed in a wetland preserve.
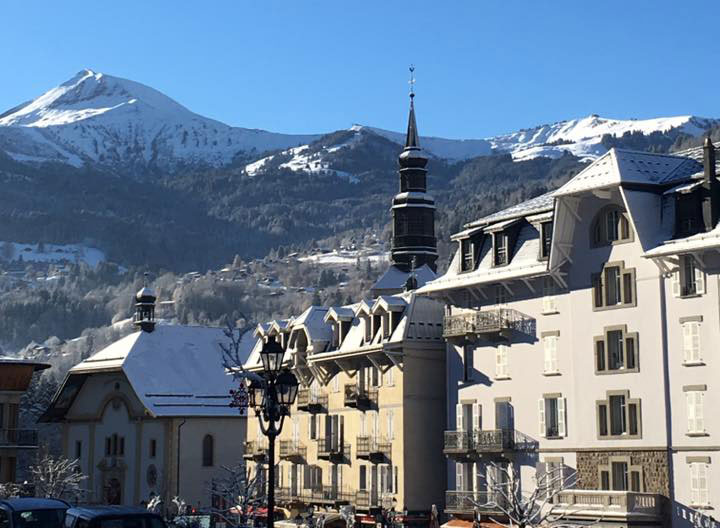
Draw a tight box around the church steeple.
[134,273,156,333]
[390,67,437,273]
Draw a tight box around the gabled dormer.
[371,296,407,340]
[354,300,374,345]
[486,218,523,267]
[324,307,354,349]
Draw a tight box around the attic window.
[540,222,553,260]
[493,233,508,266]
[592,206,632,246]
[461,238,474,272]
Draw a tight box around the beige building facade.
[419,142,720,528]
[244,293,446,524]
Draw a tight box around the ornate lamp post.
[232,338,299,528]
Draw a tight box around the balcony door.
[495,400,514,431]
[291,464,299,497]
[455,462,472,492]
[371,465,378,504]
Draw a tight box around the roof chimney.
[702,137,719,232]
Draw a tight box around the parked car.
[63,506,167,528]
[0,498,70,528]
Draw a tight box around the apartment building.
[418,140,720,528]
[243,292,445,524]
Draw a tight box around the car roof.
[66,505,161,519]
[0,498,70,511]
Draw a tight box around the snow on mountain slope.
[0,69,320,169]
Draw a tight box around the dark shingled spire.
[405,95,420,149]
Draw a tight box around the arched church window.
[202,434,214,467]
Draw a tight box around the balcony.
[445,491,508,515]
[279,440,306,461]
[443,309,534,341]
[0,429,38,448]
[296,486,355,506]
[243,440,268,461]
[316,438,350,461]
[444,429,538,458]
[552,490,665,523]
[356,435,392,460]
[344,384,378,410]
[297,388,328,413]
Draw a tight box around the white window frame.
[542,278,559,315]
[690,462,710,507]
[538,396,566,438]
[387,410,394,440]
[495,345,509,379]
[686,391,705,435]
[682,321,702,365]
[674,255,706,297]
[385,366,394,387]
[543,335,559,374]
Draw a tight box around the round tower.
[133,275,156,332]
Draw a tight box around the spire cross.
[408,65,416,99]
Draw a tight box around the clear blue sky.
[1,1,718,138]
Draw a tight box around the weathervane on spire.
[409,65,416,99]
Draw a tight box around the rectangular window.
[539,397,566,438]
[611,461,628,491]
[682,321,702,364]
[461,238,474,272]
[463,345,474,381]
[359,465,367,491]
[595,327,638,373]
[607,330,624,370]
[593,263,635,309]
[105,437,111,456]
[540,222,553,259]
[598,392,641,438]
[543,335,559,374]
[495,284,507,305]
[676,255,705,297]
[686,391,705,434]
[150,439,157,459]
[605,267,621,306]
[495,345,509,379]
[690,462,710,506]
[542,278,558,314]
[75,440,82,460]
[494,233,508,266]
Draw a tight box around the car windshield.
[98,517,165,528]
[12,509,65,528]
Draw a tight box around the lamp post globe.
[260,338,285,374]
[275,369,300,406]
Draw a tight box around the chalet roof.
[58,324,252,418]
[464,192,554,229]
[554,148,701,197]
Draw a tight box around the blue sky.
[1,1,718,138]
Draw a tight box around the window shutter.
[456,404,464,432]
[687,393,697,433]
[691,463,700,505]
[696,393,704,433]
[472,403,480,431]
[360,413,366,436]
[698,464,709,505]
[672,269,680,297]
[558,397,567,437]
[550,336,558,373]
[538,399,546,437]
[682,323,692,363]
[691,323,701,362]
[387,410,394,440]
[543,337,552,373]
[456,462,464,491]
[695,265,706,294]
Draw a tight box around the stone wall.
[576,450,669,496]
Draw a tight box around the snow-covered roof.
[554,149,702,197]
[643,222,720,258]
[465,192,555,229]
[136,286,156,299]
[61,324,253,418]
[371,264,436,295]
[324,307,355,323]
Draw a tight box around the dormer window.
[494,233,508,266]
[540,222,553,260]
[592,206,632,246]
[461,238,473,272]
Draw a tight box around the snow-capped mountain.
[0,69,320,169]
[0,69,718,175]
[244,115,720,178]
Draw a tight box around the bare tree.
[471,461,599,528]
[208,463,264,528]
[219,318,266,415]
[30,453,86,500]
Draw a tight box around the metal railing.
[445,491,508,514]
[344,384,378,408]
[243,440,268,459]
[443,308,535,338]
[0,429,38,447]
[297,388,328,411]
[552,490,665,520]
[316,438,350,459]
[444,429,538,456]
[356,435,392,458]
[279,440,307,460]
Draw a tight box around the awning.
[441,520,473,528]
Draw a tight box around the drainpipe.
[177,419,186,497]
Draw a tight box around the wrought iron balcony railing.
[444,429,538,457]
[356,435,392,459]
[297,388,328,412]
[243,440,268,460]
[316,438,350,461]
[344,384,378,409]
[445,491,508,514]
[443,309,534,339]
[279,440,307,460]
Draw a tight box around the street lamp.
[233,337,299,528]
